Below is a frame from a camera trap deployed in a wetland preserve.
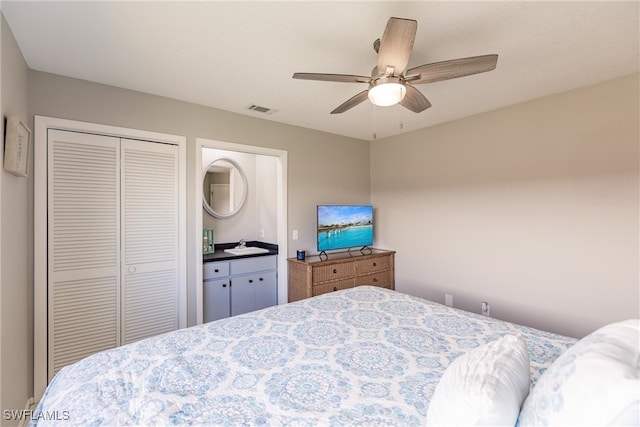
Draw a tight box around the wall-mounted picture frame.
[3,115,31,177]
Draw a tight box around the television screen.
[317,205,373,252]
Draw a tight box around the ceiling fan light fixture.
[368,77,406,107]
[292,18,497,115]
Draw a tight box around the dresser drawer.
[312,262,355,283]
[355,257,390,275]
[354,271,391,288]
[312,278,354,296]
[203,261,230,280]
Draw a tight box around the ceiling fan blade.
[405,54,498,85]
[377,17,417,75]
[400,85,431,113]
[331,90,369,114]
[292,73,370,83]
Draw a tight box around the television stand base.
[319,246,372,260]
[349,246,373,255]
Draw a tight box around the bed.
[31,286,638,426]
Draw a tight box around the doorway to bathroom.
[195,138,287,324]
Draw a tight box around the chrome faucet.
[236,239,246,249]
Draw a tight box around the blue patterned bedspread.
[32,286,574,426]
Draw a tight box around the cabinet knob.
[214,269,219,273]
[333,269,337,274]
[259,277,264,281]
[373,262,377,267]
[333,286,337,292]
[222,283,227,288]
[249,279,253,284]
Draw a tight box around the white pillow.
[426,334,530,426]
[518,319,640,426]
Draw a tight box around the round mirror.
[202,158,248,218]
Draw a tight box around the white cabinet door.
[47,130,121,377]
[121,139,179,344]
[231,271,277,316]
[254,271,277,311]
[230,275,255,316]
[204,279,231,322]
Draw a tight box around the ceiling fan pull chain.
[372,105,377,139]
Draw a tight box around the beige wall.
[1,12,31,422]
[4,6,637,405]
[372,73,639,338]
[27,70,371,324]
[28,70,371,256]
[201,147,278,244]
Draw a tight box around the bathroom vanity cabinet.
[203,254,277,322]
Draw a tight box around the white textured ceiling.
[3,1,639,141]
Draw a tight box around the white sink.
[224,247,270,256]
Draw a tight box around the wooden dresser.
[287,249,395,302]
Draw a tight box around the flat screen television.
[317,205,373,253]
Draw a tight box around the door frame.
[195,138,288,325]
[33,115,188,399]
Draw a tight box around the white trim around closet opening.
[195,138,288,325]
[33,115,188,400]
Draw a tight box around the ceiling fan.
[292,17,498,114]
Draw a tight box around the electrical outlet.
[292,229,299,240]
[445,294,453,307]
[481,301,490,317]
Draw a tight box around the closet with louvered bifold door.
[47,129,180,378]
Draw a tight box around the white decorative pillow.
[518,319,640,426]
[426,334,531,426]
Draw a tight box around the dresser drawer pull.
[249,279,253,283]
[259,277,264,281]
[333,286,337,291]
[333,269,337,274]
[373,278,378,282]
[215,269,219,273]
[222,283,227,288]
[373,262,377,267]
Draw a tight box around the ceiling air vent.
[246,104,278,115]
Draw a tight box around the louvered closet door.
[121,139,179,344]
[47,130,120,378]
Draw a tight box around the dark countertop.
[203,241,278,262]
